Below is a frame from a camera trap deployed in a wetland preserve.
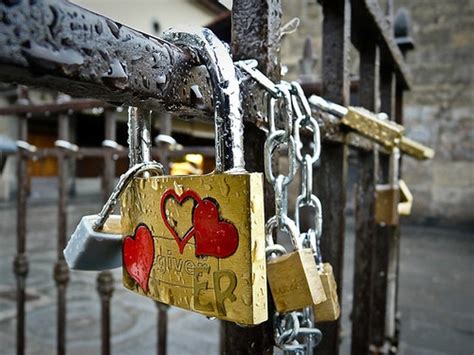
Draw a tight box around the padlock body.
[64,214,122,270]
[314,263,340,322]
[267,248,326,313]
[120,172,267,325]
[375,185,400,225]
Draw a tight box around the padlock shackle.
[163,27,245,173]
[94,161,164,231]
[389,147,400,187]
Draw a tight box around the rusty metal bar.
[351,39,379,355]
[97,109,117,355]
[391,80,405,352]
[381,66,400,353]
[220,0,281,353]
[13,87,30,355]
[156,302,169,355]
[0,0,213,117]
[54,109,71,355]
[368,60,396,353]
[314,1,350,353]
[2,146,216,159]
[351,0,411,90]
[97,272,114,355]
[0,99,111,116]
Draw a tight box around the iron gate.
[0,0,415,354]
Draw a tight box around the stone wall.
[280,0,473,225]
[396,0,473,224]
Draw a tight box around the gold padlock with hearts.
[120,28,267,326]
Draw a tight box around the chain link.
[238,60,324,353]
[290,81,324,271]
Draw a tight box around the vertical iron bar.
[103,109,117,198]
[221,0,281,353]
[128,107,152,166]
[368,61,396,352]
[392,79,405,351]
[55,110,71,355]
[315,1,350,354]
[380,65,399,353]
[351,40,379,355]
[97,109,117,355]
[14,86,29,355]
[156,302,169,355]
[156,112,171,355]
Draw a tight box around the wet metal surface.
[0,0,213,117]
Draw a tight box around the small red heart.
[123,224,154,292]
[160,189,202,253]
[193,199,239,258]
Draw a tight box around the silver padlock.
[64,161,163,270]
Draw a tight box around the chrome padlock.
[64,162,163,270]
[266,217,326,314]
[120,27,267,325]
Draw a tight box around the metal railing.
[0,0,415,354]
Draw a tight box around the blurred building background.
[279,0,473,226]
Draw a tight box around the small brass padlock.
[314,263,340,322]
[266,219,326,313]
[375,148,401,225]
[120,28,267,325]
[375,184,400,225]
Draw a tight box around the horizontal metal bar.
[351,0,412,90]
[0,0,406,156]
[0,0,214,118]
[2,146,216,158]
[0,99,112,116]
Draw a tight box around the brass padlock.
[314,263,341,322]
[375,148,401,225]
[342,107,404,148]
[375,184,400,225]
[120,28,267,326]
[266,218,326,313]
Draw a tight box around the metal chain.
[237,60,323,353]
[291,81,324,270]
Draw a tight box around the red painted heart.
[193,199,239,258]
[160,189,202,253]
[123,224,154,292]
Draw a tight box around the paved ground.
[0,191,472,354]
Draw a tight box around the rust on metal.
[13,86,31,355]
[351,0,412,90]
[221,0,282,352]
[315,1,350,353]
